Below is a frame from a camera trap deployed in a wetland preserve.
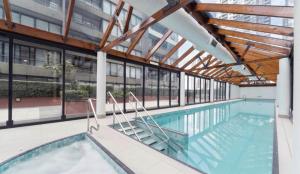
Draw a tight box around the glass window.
[159,70,170,107]
[21,15,34,27]
[185,75,188,104]
[201,78,205,103]
[125,63,143,111]
[12,12,20,23]
[206,79,210,102]
[170,72,179,106]
[195,77,200,103]
[36,19,49,31]
[103,1,111,14]
[0,7,3,19]
[12,40,62,124]
[0,36,9,126]
[49,23,61,34]
[65,51,96,118]
[106,59,124,113]
[145,67,158,109]
[188,76,195,104]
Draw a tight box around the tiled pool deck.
[0,99,291,174]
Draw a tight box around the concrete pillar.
[278,58,291,117]
[96,51,106,117]
[276,74,280,107]
[210,79,214,102]
[292,1,300,173]
[180,72,185,106]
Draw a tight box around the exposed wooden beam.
[211,67,230,78]
[126,29,146,55]
[189,55,212,71]
[230,43,283,57]
[123,6,133,33]
[3,0,12,28]
[201,61,223,75]
[209,18,293,36]
[202,56,285,70]
[99,0,125,48]
[180,51,205,69]
[196,58,218,74]
[146,29,172,61]
[221,73,278,79]
[171,46,194,67]
[218,28,292,48]
[195,3,293,18]
[63,0,75,41]
[101,0,193,52]
[160,38,186,64]
[224,36,290,55]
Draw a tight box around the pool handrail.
[87,98,99,133]
[128,91,169,144]
[107,91,141,141]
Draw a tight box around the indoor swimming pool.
[0,133,132,174]
[152,99,275,174]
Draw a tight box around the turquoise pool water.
[153,99,275,174]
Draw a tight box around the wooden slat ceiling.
[0,0,293,86]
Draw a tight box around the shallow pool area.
[0,133,131,174]
[152,99,275,174]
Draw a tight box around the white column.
[180,72,185,106]
[210,79,214,102]
[96,51,106,117]
[276,74,280,107]
[292,1,300,173]
[226,83,230,100]
[278,58,291,117]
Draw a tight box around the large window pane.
[188,76,194,104]
[12,40,62,124]
[65,51,96,118]
[170,72,179,106]
[0,36,8,126]
[125,63,143,111]
[185,75,188,104]
[159,70,170,107]
[195,77,200,103]
[145,67,158,109]
[206,79,210,102]
[201,78,205,103]
[106,59,124,113]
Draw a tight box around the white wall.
[230,84,240,99]
[240,86,277,99]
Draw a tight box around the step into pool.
[151,99,275,174]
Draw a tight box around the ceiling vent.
[211,39,218,47]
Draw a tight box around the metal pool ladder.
[128,91,169,144]
[87,98,99,133]
[107,91,141,141]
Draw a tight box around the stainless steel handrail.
[128,100,154,135]
[107,91,141,141]
[128,92,169,144]
[87,98,99,133]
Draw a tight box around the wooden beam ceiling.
[224,36,290,55]
[123,6,133,33]
[101,0,193,52]
[171,46,194,67]
[99,0,124,48]
[63,0,75,41]
[160,38,186,64]
[126,29,146,55]
[180,51,205,69]
[146,29,172,61]
[208,18,293,36]
[2,0,12,28]
[195,3,293,18]
[217,28,292,48]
